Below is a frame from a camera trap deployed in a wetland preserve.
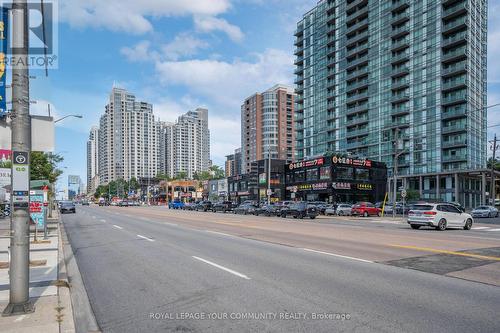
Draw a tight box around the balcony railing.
[442,106,467,119]
[442,16,469,34]
[441,123,467,134]
[346,91,369,104]
[442,2,468,20]
[347,67,369,80]
[442,92,467,105]
[442,62,467,77]
[442,154,467,162]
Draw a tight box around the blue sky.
[27,0,500,191]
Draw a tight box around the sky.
[25,0,500,191]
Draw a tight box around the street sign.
[266,189,272,196]
[401,189,407,199]
[12,150,29,206]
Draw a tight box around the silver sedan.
[471,206,499,218]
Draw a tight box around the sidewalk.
[0,210,75,333]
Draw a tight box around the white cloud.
[194,15,244,42]
[161,33,210,60]
[120,40,156,62]
[60,0,232,34]
[154,48,294,111]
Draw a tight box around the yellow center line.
[389,244,500,261]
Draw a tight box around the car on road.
[407,203,473,231]
[81,200,90,206]
[233,203,258,215]
[60,201,76,214]
[195,201,213,212]
[280,202,318,219]
[333,203,352,216]
[212,201,236,213]
[471,205,499,218]
[118,200,129,207]
[254,204,280,216]
[182,202,197,210]
[351,202,381,217]
[168,200,185,209]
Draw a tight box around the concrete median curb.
[60,219,101,333]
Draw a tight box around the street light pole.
[53,114,82,123]
[267,146,271,205]
[3,0,35,316]
[490,134,499,204]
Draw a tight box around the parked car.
[196,201,213,212]
[234,203,258,215]
[168,200,185,209]
[254,204,280,216]
[408,203,473,231]
[182,202,197,210]
[118,200,129,207]
[280,202,318,219]
[471,205,499,218]
[334,203,353,216]
[351,202,381,217]
[60,201,76,214]
[81,200,90,206]
[212,201,236,213]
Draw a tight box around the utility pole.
[392,128,403,219]
[490,134,499,205]
[267,146,271,205]
[3,0,34,316]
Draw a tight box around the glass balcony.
[442,2,468,20]
[346,30,369,47]
[442,92,467,105]
[442,153,467,162]
[346,0,368,12]
[346,91,369,104]
[442,31,468,48]
[442,62,467,77]
[391,93,410,103]
[346,18,369,35]
[442,77,467,91]
[442,139,467,148]
[442,16,469,34]
[441,123,467,134]
[346,103,369,115]
[347,67,369,80]
[346,114,369,126]
[391,52,410,64]
[391,11,410,25]
[346,127,369,138]
[346,79,369,92]
[391,24,410,38]
[346,140,369,149]
[391,38,410,51]
[346,42,369,57]
[442,105,467,119]
[391,0,410,12]
[442,47,467,63]
[391,78,410,90]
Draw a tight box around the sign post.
[3,0,35,316]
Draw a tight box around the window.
[356,169,369,181]
[295,170,305,182]
[306,168,318,181]
[320,166,331,180]
[336,167,353,180]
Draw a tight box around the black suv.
[280,202,318,219]
[196,201,213,212]
[212,201,236,213]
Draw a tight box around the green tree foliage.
[209,165,225,179]
[487,157,500,171]
[175,171,188,180]
[30,152,64,183]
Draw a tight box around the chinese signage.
[0,7,7,116]
[29,190,45,228]
[332,182,352,190]
[259,173,266,184]
[357,183,373,191]
[288,157,324,170]
[332,156,372,168]
[291,182,330,192]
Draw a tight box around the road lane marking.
[137,234,154,242]
[192,256,250,280]
[388,245,500,261]
[472,227,490,230]
[301,248,373,263]
[205,230,234,237]
[113,225,123,230]
[14,315,26,322]
[486,228,500,232]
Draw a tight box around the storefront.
[284,155,387,203]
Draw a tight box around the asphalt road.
[62,206,500,333]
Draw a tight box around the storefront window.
[286,173,293,183]
[295,170,305,182]
[320,166,331,180]
[356,169,369,181]
[336,167,353,180]
[306,168,318,181]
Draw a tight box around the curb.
[60,219,101,333]
[58,224,76,333]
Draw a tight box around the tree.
[487,157,500,171]
[30,152,64,183]
[128,177,139,192]
[209,165,225,179]
[175,171,187,180]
